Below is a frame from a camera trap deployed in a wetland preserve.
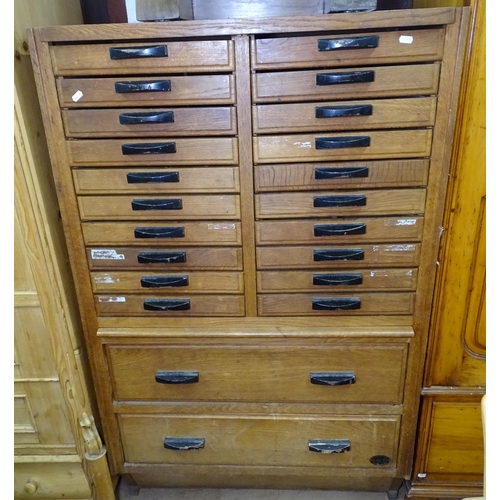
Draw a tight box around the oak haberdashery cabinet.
[28,7,468,497]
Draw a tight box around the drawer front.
[51,40,234,75]
[82,222,242,246]
[255,160,429,191]
[258,292,415,316]
[63,107,237,138]
[67,138,238,166]
[253,63,440,103]
[257,244,421,269]
[255,217,424,245]
[257,269,418,292]
[254,130,432,164]
[86,247,243,270]
[57,74,235,107]
[252,29,444,69]
[120,414,400,467]
[108,344,408,404]
[255,189,426,218]
[78,195,241,220]
[95,294,245,316]
[73,167,240,194]
[253,97,436,134]
[91,271,244,293]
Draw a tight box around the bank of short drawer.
[119,413,400,467]
[78,195,240,220]
[255,217,424,245]
[107,343,407,403]
[251,29,444,69]
[50,40,234,75]
[82,221,242,246]
[63,107,237,138]
[57,74,235,107]
[254,130,432,164]
[256,244,421,269]
[258,292,415,316]
[255,189,426,218]
[86,247,243,270]
[95,294,245,316]
[253,63,440,103]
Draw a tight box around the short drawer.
[256,244,421,269]
[73,167,240,194]
[82,221,242,246]
[253,63,440,103]
[120,414,400,468]
[252,29,444,69]
[67,138,238,166]
[95,294,245,316]
[78,194,240,220]
[255,189,426,219]
[255,217,424,245]
[62,107,237,138]
[255,160,429,191]
[257,269,418,292]
[107,343,408,404]
[86,247,243,271]
[253,97,436,134]
[57,74,235,107]
[254,130,432,164]
[50,40,234,75]
[258,292,415,316]
[91,271,244,294]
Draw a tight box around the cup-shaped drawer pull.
[310,371,356,386]
[127,171,180,184]
[314,223,366,237]
[143,298,190,311]
[315,137,371,150]
[110,45,168,59]
[313,248,364,261]
[316,70,375,86]
[141,275,189,288]
[315,105,373,119]
[308,439,351,453]
[131,198,182,211]
[156,371,199,384]
[134,226,185,239]
[164,437,205,451]
[313,273,363,286]
[122,142,176,155]
[138,251,187,264]
[317,35,379,51]
[313,195,366,207]
[120,111,174,125]
[312,297,361,310]
[115,80,171,93]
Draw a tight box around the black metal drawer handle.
[119,111,174,125]
[143,298,190,311]
[315,137,370,150]
[127,171,180,184]
[315,167,369,180]
[316,71,375,86]
[164,437,204,451]
[314,195,366,207]
[318,35,379,51]
[314,223,366,237]
[110,45,168,60]
[309,439,351,453]
[156,371,199,384]
[122,142,176,155]
[134,226,185,239]
[315,105,373,119]
[310,372,356,386]
[131,198,182,211]
[141,275,189,288]
[312,298,361,310]
[313,273,363,286]
[313,248,364,261]
[115,80,171,93]
[138,251,187,264]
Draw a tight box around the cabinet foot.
[120,475,141,496]
[387,477,405,499]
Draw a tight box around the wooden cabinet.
[27,8,468,496]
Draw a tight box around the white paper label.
[94,274,118,284]
[384,219,417,226]
[399,35,414,44]
[293,141,312,149]
[98,296,126,303]
[72,90,83,102]
[208,223,236,230]
[91,249,125,260]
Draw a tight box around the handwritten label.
[91,249,125,260]
[399,35,414,44]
